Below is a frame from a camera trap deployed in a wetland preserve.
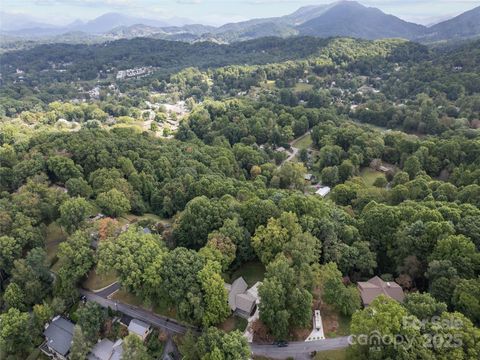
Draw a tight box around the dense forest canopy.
[0,33,479,360]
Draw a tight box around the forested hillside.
[0,34,479,360]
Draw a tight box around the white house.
[315,186,331,197]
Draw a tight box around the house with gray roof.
[357,276,405,306]
[224,277,259,318]
[88,338,123,360]
[128,318,151,341]
[41,316,74,360]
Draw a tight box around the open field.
[293,82,314,92]
[45,222,67,266]
[292,133,313,150]
[359,167,385,187]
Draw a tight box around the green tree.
[403,292,447,320]
[46,156,83,184]
[59,197,92,233]
[55,230,94,301]
[76,302,106,342]
[349,295,421,360]
[173,196,228,249]
[97,227,165,301]
[122,334,151,360]
[3,282,26,310]
[430,235,480,278]
[70,325,90,360]
[198,261,230,327]
[96,188,131,217]
[65,178,93,198]
[0,308,33,357]
[0,235,21,275]
[160,248,205,324]
[452,278,480,325]
[403,155,422,179]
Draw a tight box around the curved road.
[81,285,350,359]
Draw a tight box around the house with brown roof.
[357,276,405,306]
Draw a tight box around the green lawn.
[228,261,265,287]
[314,349,347,360]
[83,268,118,291]
[293,82,314,92]
[359,168,385,187]
[45,222,67,266]
[112,289,179,320]
[292,133,313,150]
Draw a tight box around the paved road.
[79,289,197,335]
[81,285,350,359]
[251,337,350,359]
[94,281,121,298]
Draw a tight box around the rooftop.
[43,316,75,356]
[357,276,405,306]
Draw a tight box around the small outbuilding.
[128,319,151,341]
[315,186,331,197]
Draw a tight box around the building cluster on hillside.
[116,67,154,80]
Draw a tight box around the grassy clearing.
[261,80,276,89]
[83,268,118,291]
[292,133,313,150]
[314,349,347,360]
[45,222,67,266]
[218,315,248,333]
[228,261,265,287]
[112,289,178,320]
[359,167,385,187]
[111,290,144,307]
[293,82,313,92]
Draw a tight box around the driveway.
[250,337,350,359]
[93,281,121,298]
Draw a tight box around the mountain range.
[2,1,480,44]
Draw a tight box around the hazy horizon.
[1,0,479,27]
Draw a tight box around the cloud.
[176,0,202,3]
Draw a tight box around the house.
[304,173,314,182]
[315,186,331,197]
[224,277,259,319]
[88,339,123,360]
[41,316,74,360]
[378,165,390,173]
[357,276,405,306]
[128,319,151,341]
[358,85,379,95]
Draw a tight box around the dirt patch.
[251,320,274,344]
[291,326,310,341]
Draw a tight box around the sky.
[1,0,479,26]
